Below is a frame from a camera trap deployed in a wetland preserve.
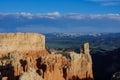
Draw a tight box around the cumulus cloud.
[63,14,87,19]
[0,12,34,19]
[44,12,61,19]
[89,14,120,20]
[25,11,60,19]
[18,12,33,19]
[0,12,61,19]
[47,11,60,16]
[62,13,120,21]
[0,12,120,20]
[0,12,120,33]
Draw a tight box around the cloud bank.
[0,12,120,33]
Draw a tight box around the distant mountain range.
[44,32,120,38]
[45,32,120,50]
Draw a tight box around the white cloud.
[64,14,86,19]
[0,12,34,19]
[0,12,120,33]
[88,14,120,20]
[0,12,120,21]
[0,12,61,19]
[106,14,120,20]
[17,12,33,19]
[47,11,60,16]
[63,14,120,21]
[34,12,61,19]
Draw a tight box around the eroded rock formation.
[0,33,47,57]
[0,33,93,80]
[67,43,93,80]
[19,68,44,80]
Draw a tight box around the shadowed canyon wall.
[0,33,93,80]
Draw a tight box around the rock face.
[0,33,46,56]
[67,43,93,80]
[36,54,69,80]
[0,33,93,80]
[19,68,44,80]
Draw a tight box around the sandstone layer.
[0,33,93,80]
[67,43,93,80]
[0,33,46,56]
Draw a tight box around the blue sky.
[0,0,120,33]
[0,0,120,14]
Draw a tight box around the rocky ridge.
[0,33,93,80]
[0,33,47,56]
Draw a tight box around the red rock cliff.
[0,33,93,80]
[67,43,93,80]
[0,33,48,57]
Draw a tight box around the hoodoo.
[0,33,93,80]
[67,43,93,80]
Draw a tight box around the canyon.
[0,33,93,80]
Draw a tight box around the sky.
[0,0,120,33]
[0,0,120,14]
